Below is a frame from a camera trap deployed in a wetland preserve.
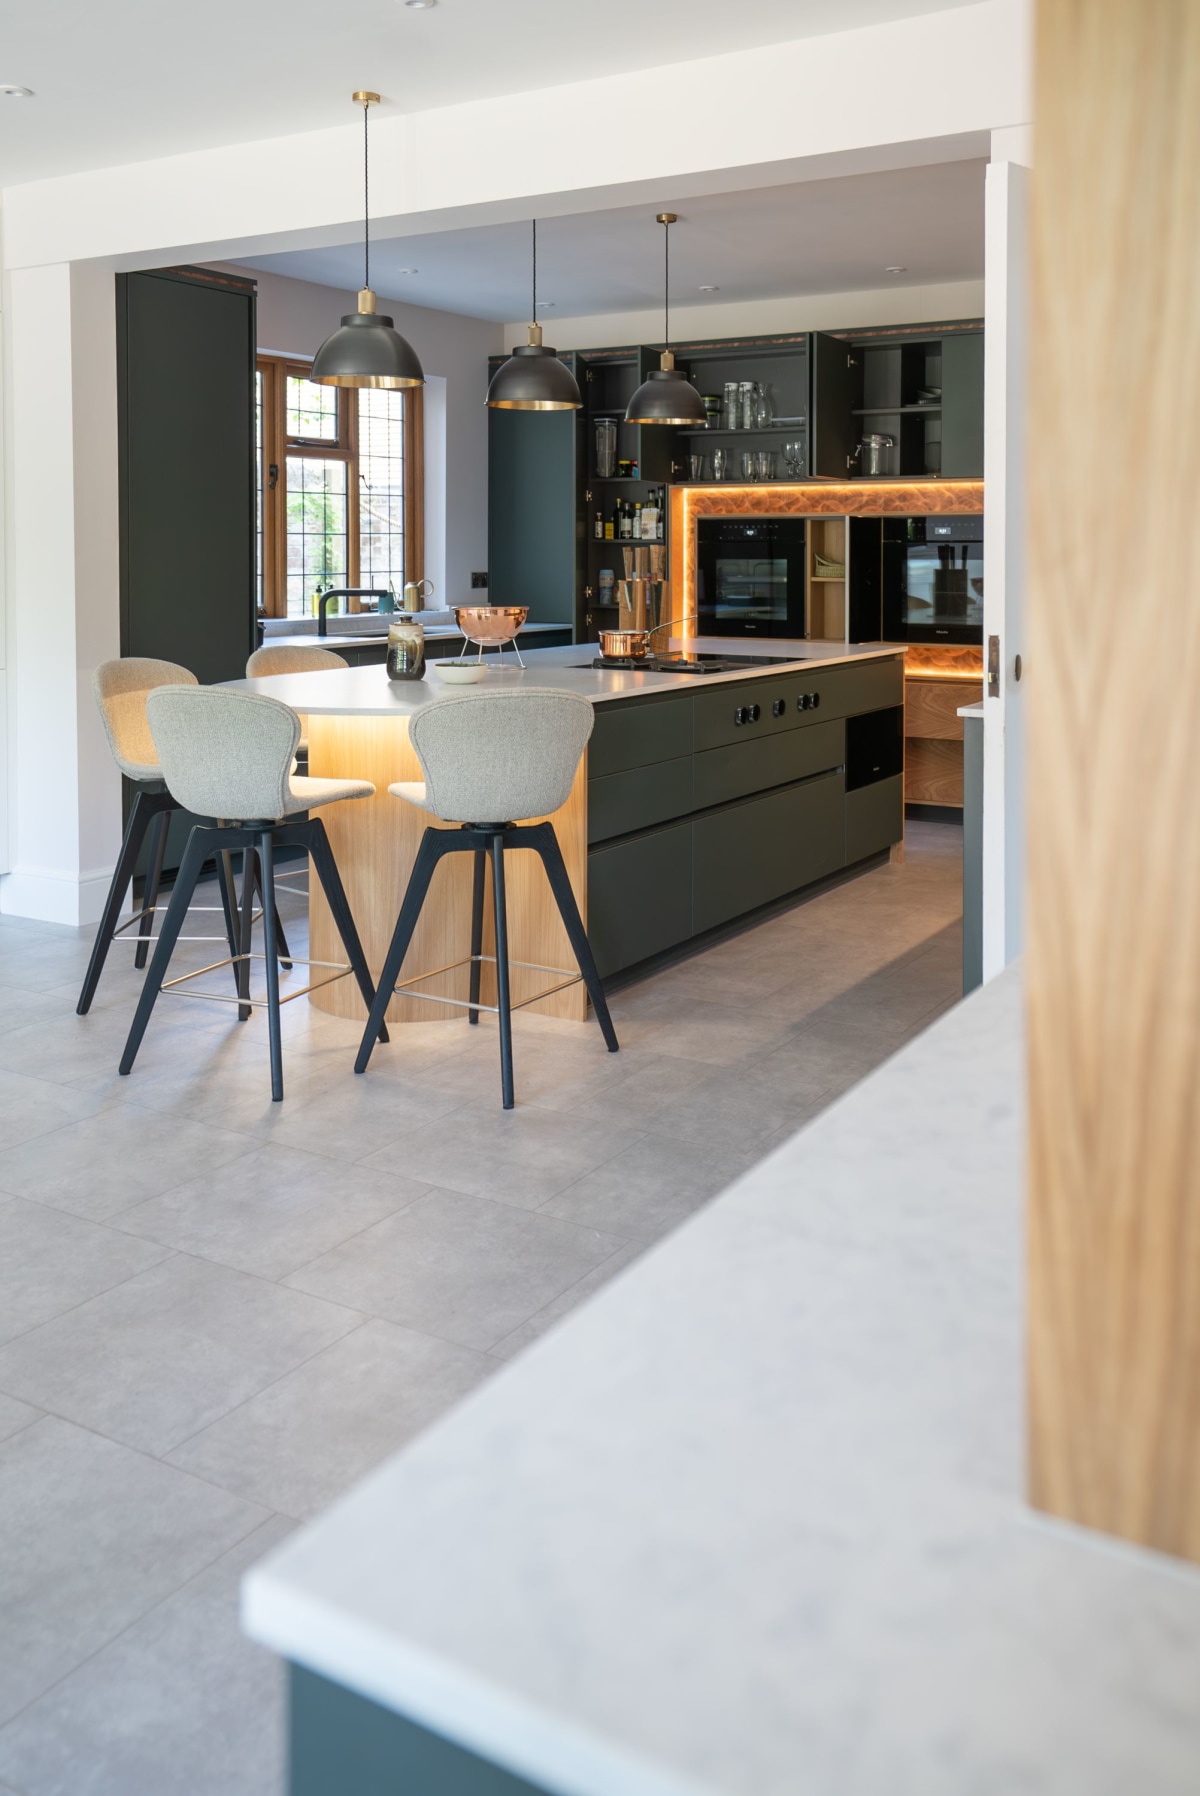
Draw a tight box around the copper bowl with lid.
[453,605,528,645]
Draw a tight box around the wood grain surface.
[903,737,964,807]
[905,676,982,741]
[1027,0,1200,1560]
[306,714,588,1025]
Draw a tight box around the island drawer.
[589,697,693,778]
[588,755,694,845]
[693,718,844,811]
[692,770,845,935]
[587,820,693,977]
[846,773,904,862]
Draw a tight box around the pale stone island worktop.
[227,639,905,716]
[242,969,1200,1796]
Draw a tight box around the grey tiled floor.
[0,818,962,1795]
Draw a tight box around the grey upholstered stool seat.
[78,658,256,1015]
[119,687,382,1101]
[245,645,349,766]
[357,690,617,1109]
[245,645,349,678]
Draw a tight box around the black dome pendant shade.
[625,213,707,427]
[487,221,582,411]
[311,93,424,391]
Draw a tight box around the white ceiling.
[234,159,987,324]
[0,0,982,187]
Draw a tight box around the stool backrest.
[94,658,198,779]
[246,645,349,678]
[409,690,593,824]
[147,686,301,822]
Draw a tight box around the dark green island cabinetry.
[586,655,905,978]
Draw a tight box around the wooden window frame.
[256,353,423,618]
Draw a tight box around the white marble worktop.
[242,968,1200,1796]
[227,639,904,717]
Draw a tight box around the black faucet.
[316,589,391,637]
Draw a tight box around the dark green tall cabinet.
[117,265,257,683]
[487,356,582,624]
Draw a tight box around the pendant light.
[625,213,707,427]
[311,92,424,390]
[486,220,582,411]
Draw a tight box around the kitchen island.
[231,641,906,1022]
[242,967,1200,1795]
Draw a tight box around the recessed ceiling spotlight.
[698,285,719,292]
[405,1,437,8]
[396,268,419,275]
[1,85,34,98]
[535,300,555,309]
[885,264,907,274]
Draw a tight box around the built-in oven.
[881,515,984,644]
[695,518,807,637]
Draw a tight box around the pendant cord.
[363,100,370,292]
[532,219,537,325]
[664,220,670,350]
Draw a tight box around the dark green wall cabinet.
[487,319,983,642]
[117,266,257,684]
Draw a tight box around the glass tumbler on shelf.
[595,418,617,479]
[756,450,777,481]
[711,448,730,480]
[688,453,708,481]
[741,449,757,481]
[722,382,740,429]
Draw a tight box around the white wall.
[217,263,500,604]
[510,279,985,353]
[0,262,120,924]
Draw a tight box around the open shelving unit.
[806,517,848,642]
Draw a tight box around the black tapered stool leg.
[253,856,292,970]
[301,820,387,1045]
[531,823,619,1053]
[119,830,209,1075]
[134,809,170,971]
[236,847,256,1022]
[259,831,285,1102]
[77,787,169,1015]
[491,834,515,1109]
[468,848,487,1025]
[355,831,448,1073]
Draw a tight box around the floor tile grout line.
[0,1491,291,1743]
[484,1239,644,1359]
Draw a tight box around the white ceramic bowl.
[432,660,488,685]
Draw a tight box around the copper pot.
[599,628,650,659]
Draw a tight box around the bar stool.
[78,658,248,1016]
[119,687,384,1101]
[355,690,618,1109]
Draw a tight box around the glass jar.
[723,381,740,429]
[595,418,618,479]
[387,615,426,681]
[739,381,755,431]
